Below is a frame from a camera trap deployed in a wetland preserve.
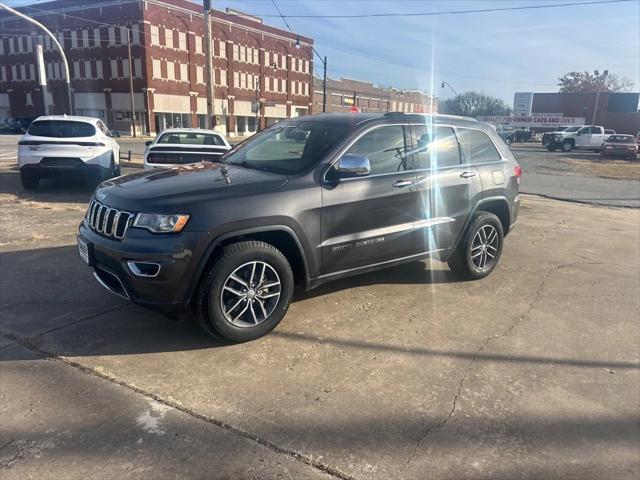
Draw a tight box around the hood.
[95,162,288,212]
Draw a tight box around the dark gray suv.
[77,112,521,342]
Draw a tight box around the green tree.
[440,91,511,117]
[557,70,634,93]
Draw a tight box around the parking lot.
[1,135,639,479]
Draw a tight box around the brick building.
[312,77,437,115]
[530,92,639,135]
[0,0,314,136]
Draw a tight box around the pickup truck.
[545,125,613,152]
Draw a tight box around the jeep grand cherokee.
[77,112,521,342]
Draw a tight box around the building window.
[93,28,101,47]
[71,31,78,49]
[26,92,32,105]
[195,36,202,54]
[180,63,188,82]
[121,59,129,78]
[134,58,142,79]
[84,60,92,78]
[96,60,103,79]
[54,63,60,79]
[165,28,173,49]
[82,30,89,48]
[0,66,5,82]
[166,61,174,80]
[108,27,116,46]
[73,61,80,79]
[152,59,161,79]
[178,31,186,51]
[233,71,239,87]
[131,25,141,45]
[119,26,128,45]
[196,66,204,84]
[239,45,246,62]
[46,63,52,79]
[110,59,118,79]
[218,40,226,58]
[232,43,239,61]
[220,70,227,86]
[150,26,159,46]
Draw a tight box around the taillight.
[514,165,522,179]
[605,144,613,150]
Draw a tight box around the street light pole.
[127,27,136,137]
[441,81,462,114]
[0,2,72,114]
[255,63,276,132]
[592,70,608,125]
[203,0,215,130]
[295,35,326,113]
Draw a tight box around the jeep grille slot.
[86,199,134,239]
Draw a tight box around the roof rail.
[383,111,478,122]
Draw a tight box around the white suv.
[143,129,231,170]
[18,115,120,190]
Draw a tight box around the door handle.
[393,179,414,188]
[460,171,476,179]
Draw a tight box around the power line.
[255,0,633,18]
[270,0,293,33]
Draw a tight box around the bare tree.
[558,70,634,93]
[440,91,511,117]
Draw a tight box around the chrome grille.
[86,199,134,239]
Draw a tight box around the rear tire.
[20,170,39,190]
[448,211,504,280]
[195,241,294,343]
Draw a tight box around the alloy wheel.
[220,261,281,328]
[470,225,499,271]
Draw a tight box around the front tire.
[561,141,573,152]
[195,241,294,342]
[20,170,39,190]
[448,212,504,280]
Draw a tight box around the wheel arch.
[451,196,512,255]
[184,225,311,307]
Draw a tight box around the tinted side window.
[346,125,408,175]
[411,125,461,169]
[590,127,601,134]
[457,128,501,164]
[28,120,96,138]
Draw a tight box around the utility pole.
[203,0,215,130]
[322,55,327,113]
[0,2,72,114]
[35,43,48,116]
[592,70,608,124]
[441,81,462,114]
[127,27,136,137]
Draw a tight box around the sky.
[7,0,640,104]
[209,0,640,103]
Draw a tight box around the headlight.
[132,213,190,233]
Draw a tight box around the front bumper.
[78,221,208,314]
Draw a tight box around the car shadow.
[0,168,96,203]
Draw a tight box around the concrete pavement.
[1,183,639,478]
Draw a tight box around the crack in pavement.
[0,331,357,480]
[403,261,602,469]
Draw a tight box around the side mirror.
[576,131,582,136]
[337,154,371,177]
[145,140,153,146]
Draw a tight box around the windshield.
[157,132,226,146]
[28,120,96,138]
[563,126,580,132]
[223,121,349,175]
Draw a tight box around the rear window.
[457,128,502,164]
[157,132,226,146]
[28,120,96,138]
[608,135,634,143]
[411,125,461,169]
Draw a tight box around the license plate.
[78,237,91,265]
